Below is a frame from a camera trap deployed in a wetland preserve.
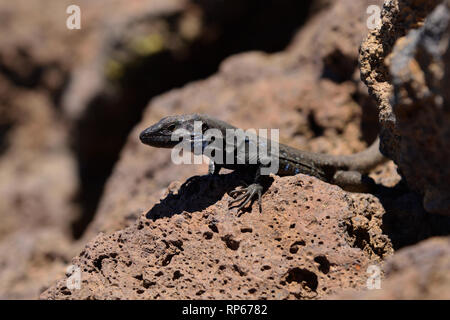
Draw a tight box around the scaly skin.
[140,114,385,212]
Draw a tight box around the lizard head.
[139,114,211,148]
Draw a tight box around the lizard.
[139,113,385,213]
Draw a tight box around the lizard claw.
[228,183,263,213]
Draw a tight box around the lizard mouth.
[139,129,197,148]
[139,130,176,148]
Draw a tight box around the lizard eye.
[166,124,176,131]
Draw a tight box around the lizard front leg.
[208,159,222,175]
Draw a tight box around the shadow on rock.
[375,180,450,250]
[145,170,274,221]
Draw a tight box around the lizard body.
[140,114,385,212]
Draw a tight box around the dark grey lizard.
[139,114,385,212]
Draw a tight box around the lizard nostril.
[139,129,148,143]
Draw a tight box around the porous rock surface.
[41,174,392,299]
[335,236,450,299]
[360,0,450,215]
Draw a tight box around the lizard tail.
[341,136,386,172]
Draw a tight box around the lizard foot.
[228,183,263,213]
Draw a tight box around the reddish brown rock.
[0,33,78,299]
[0,230,73,299]
[41,174,393,300]
[360,0,450,215]
[334,236,450,299]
